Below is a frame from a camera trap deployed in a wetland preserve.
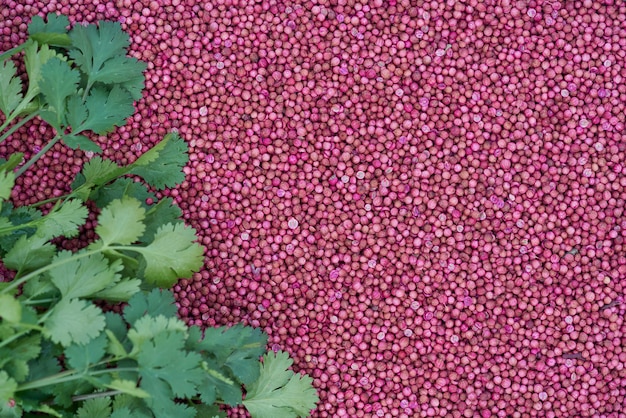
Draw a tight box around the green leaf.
[136,331,204,399]
[70,86,135,135]
[0,205,40,252]
[69,20,130,81]
[197,325,268,385]
[15,41,59,116]
[140,197,182,242]
[0,154,24,173]
[0,334,41,382]
[37,199,88,240]
[0,294,21,323]
[104,312,130,355]
[3,235,55,274]
[96,197,146,245]
[43,298,105,346]
[76,156,125,189]
[0,170,15,201]
[135,223,204,287]
[48,251,123,299]
[106,379,150,398]
[65,331,107,370]
[128,132,189,190]
[62,134,103,153]
[88,55,147,91]
[243,351,319,418]
[90,178,156,210]
[65,94,87,128]
[127,315,187,355]
[25,340,62,381]
[199,363,242,406]
[112,394,152,418]
[0,59,23,117]
[76,397,112,418]
[28,13,71,47]
[39,57,80,128]
[92,278,141,302]
[0,371,17,403]
[123,289,178,326]
[0,398,22,417]
[192,404,227,418]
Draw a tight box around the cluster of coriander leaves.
[0,13,318,418]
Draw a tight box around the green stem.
[0,323,43,348]
[23,297,58,306]
[16,367,138,392]
[15,133,63,177]
[72,390,123,402]
[0,111,39,144]
[0,41,28,63]
[1,246,106,295]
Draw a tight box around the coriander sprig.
[0,13,319,418]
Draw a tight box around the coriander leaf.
[0,371,17,403]
[43,298,105,346]
[192,405,227,418]
[128,132,189,190]
[0,334,41,382]
[199,362,243,406]
[199,325,268,385]
[140,197,182,242]
[105,379,150,398]
[123,289,178,326]
[37,198,88,240]
[0,397,22,417]
[119,73,146,101]
[0,294,21,323]
[69,20,130,84]
[104,312,130,355]
[92,278,141,302]
[76,156,125,188]
[87,55,147,90]
[22,275,58,299]
[105,330,127,358]
[110,408,134,418]
[137,331,204,399]
[0,205,40,252]
[127,315,187,356]
[134,223,204,287]
[39,57,80,128]
[71,86,135,134]
[76,397,112,418]
[90,178,156,210]
[0,153,24,172]
[25,340,62,381]
[0,59,23,117]
[65,331,107,370]
[243,351,319,418]
[62,134,103,153]
[3,235,55,274]
[96,197,146,245]
[48,251,123,299]
[112,394,153,417]
[28,13,71,47]
[65,94,87,128]
[18,41,59,116]
[0,169,15,201]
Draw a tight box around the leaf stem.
[0,111,39,144]
[16,367,139,392]
[0,41,28,63]
[15,133,62,177]
[1,245,106,295]
[72,390,123,402]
